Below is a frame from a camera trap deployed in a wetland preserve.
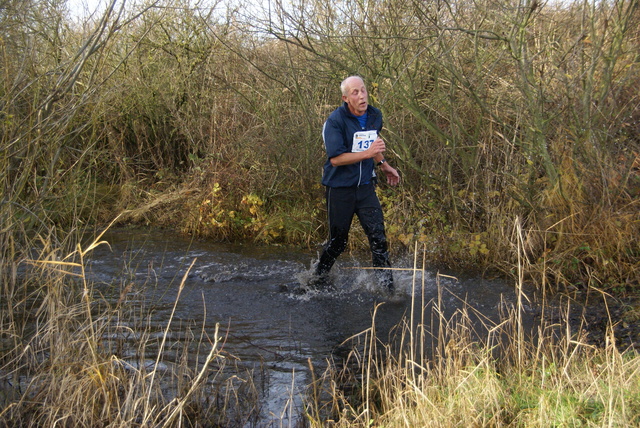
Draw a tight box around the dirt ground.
[543,288,640,352]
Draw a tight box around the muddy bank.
[544,289,640,351]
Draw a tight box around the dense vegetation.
[1,0,639,426]
[2,0,639,291]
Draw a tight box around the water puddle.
[83,227,534,426]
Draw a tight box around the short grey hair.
[340,75,364,96]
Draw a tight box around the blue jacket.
[321,103,383,188]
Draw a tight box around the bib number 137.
[352,130,378,153]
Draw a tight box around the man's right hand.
[330,138,386,167]
[368,138,386,157]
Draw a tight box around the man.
[313,76,400,294]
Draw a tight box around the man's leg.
[356,185,394,292]
[315,187,356,277]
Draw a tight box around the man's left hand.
[381,163,400,186]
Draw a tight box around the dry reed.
[303,226,640,427]
[0,227,260,427]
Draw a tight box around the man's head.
[341,76,368,116]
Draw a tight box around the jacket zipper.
[356,121,366,187]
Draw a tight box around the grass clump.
[308,306,640,427]
[0,229,260,427]
[304,250,640,427]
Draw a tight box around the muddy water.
[85,228,534,427]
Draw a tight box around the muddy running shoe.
[307,273,334,291]
[279,282,307,294]
[377,278,397,301]
[381,278,395,294]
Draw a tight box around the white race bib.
[352,130,377,153]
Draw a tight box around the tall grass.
[0,228,261,427]
[303,241,640,426]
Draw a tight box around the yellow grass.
[304,242,640,427]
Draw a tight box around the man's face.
[342,78,368,116]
